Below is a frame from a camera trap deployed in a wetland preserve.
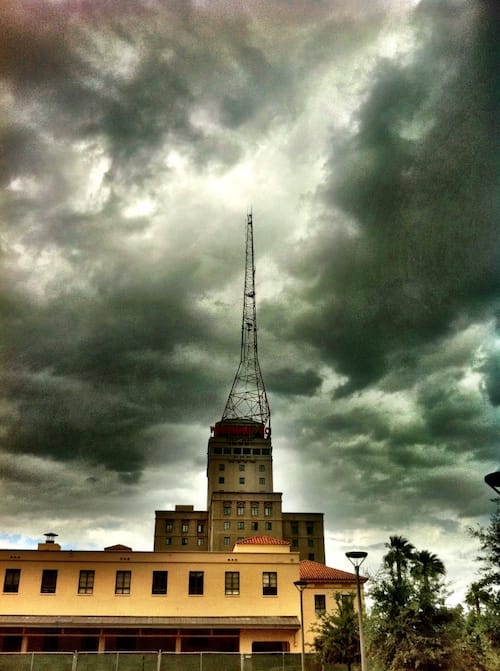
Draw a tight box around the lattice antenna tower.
[221,213,271,430]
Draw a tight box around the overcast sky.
[1,0,498,605]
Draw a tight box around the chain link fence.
[0,652,334,671]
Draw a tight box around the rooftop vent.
[44,532,58,544]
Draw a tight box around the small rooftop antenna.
[221,212,270,430]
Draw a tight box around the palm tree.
[465,581,491,616]
[384,535,415,585]
[411,549,446,603]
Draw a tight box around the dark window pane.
[41,570,57,594]
[3,569,21,593]
[152,571,168,594]
[188,571,204,595]
[115,571,131,594]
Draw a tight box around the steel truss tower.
[221,213,271,431]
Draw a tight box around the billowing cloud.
[0,0,498,604]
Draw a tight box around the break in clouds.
[0,0,499,598]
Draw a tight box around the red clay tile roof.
[299,559,367,583]
[236,536,290,546]
[104,544,133,552]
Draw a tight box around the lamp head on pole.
[346,551,368,569]
[294,580,307,592]
[485,471,500,496]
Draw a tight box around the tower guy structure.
[155,214,325,562]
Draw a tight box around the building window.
[262,572,277,596]
[225,571,240,595]
[219,463,225,471]
[251,503,258,516]
[237,504,245,516]
[308,553,315,561]
[197,538,204,546]
[224,521,231,530]
[306,523,314,535]
[292,539,299,548]
[78,570,95,595]
[252,521,259,531]
[239,464,245,471]
[223,503,231,515]
[308,539,314,547]
[265,522,272,531]
[189,571,204,595]
[315,594,326,614]
[259,478,265,485]
[224,536,231,546]
[165,520,173,532]
[115,571,131,595]
[259,464,265,472]
[181,521,189,533]
[165,538,172,546]
[239,477,245,485]
[181,538,188,545]
[264,504,272,516]
[41,569,58,594]
[237,521,245,530]
[291,523,299,535]
[3,569,20,593]
[152,571,168,595]
[197,522,204,534]
[218,476,225,484]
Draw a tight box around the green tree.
[466,500,500,663]
[411,549,446,609]
[311,592,360,671]
[470,500,500,587]
[367,537,468,671]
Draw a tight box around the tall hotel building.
[154,214,325,562]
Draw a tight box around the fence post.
[200,650,203,671]
[156,650,162,671]
[115,651,120,671]
[72,651,78,671]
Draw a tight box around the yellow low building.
[0,535,363,655]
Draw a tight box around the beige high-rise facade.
[154,418,325,562]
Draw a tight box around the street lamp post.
[346,551,368,671]
[485,471,500,496]
[294,579,307,671]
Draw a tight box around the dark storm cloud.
[266,367,322,397]
[481,350,500,407]
[279,1,499,396]
[0,0,302,187]
[1,0,321,485]
[1,259,232,478]
[1,0,498,600]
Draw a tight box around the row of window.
[218,464,266,472]
[218,476,266,485]
[164,525,272,547]
[2,569,279,597]
[222,503,273,516]
[289,522,316,535]
[212,447,270,455]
